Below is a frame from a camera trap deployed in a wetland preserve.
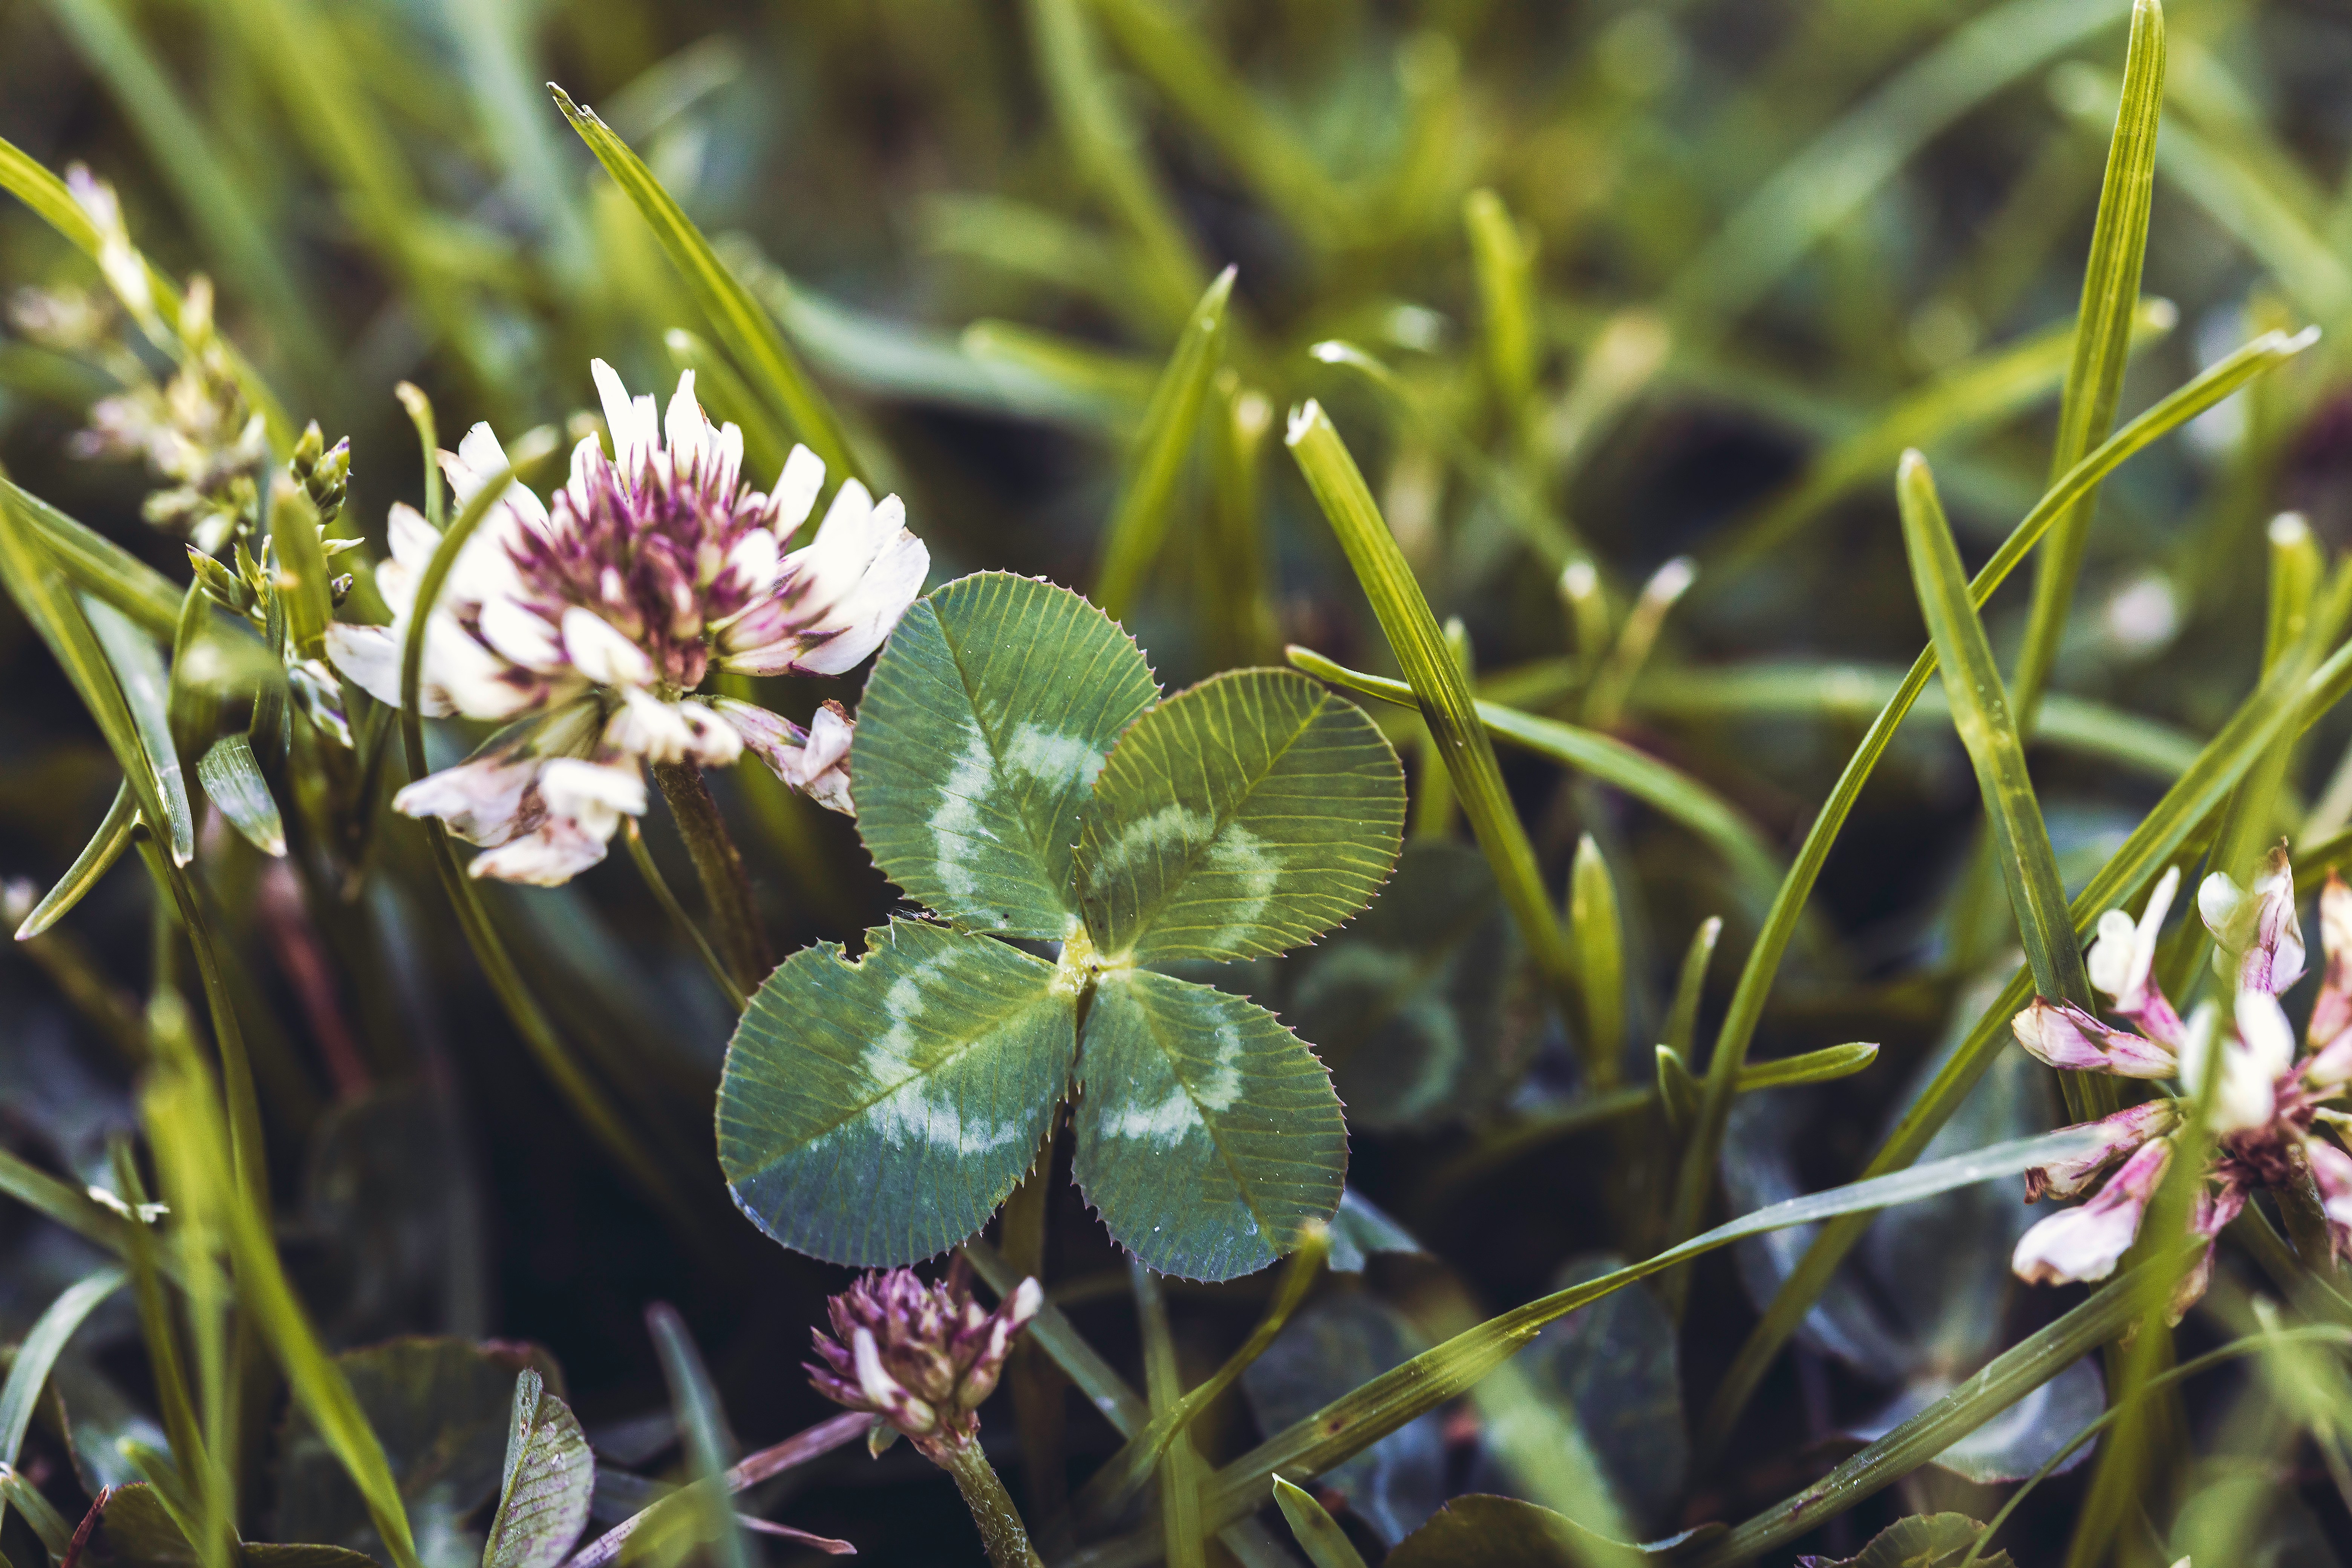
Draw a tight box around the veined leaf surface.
[718,919,1076,1266]
[483,1370,592,1568]
[1073,968,1344,1280]
[1077,669,1403,962]
[854,573,1158,938]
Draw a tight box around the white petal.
[771,444,827,535]
[477,595,565,671]
[723,528,782,599]
[451,424,552,533]
[2085,908,2140,1001]
[679,702,744,767]
[604,687,695,763]
[791,479,881,597]
[560,606,655,688]
[325,623,433,713]
[392,750,538,847]
[387,501,441,573]
[538,756,647,824]
[467,819,614,885]
[665,371,708,471]
[430,619,539,720]
[592,358,649,470]
[792,523,930,675]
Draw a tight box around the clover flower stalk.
[2009,845,2352,1319]
[808,1265,1046,1568]
[328,361,925,900]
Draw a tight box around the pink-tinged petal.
[2012,1000,2176,1078]
[2200,843,2306,997]
[2023,1099,2177,1201]
[2167,1180,2251,1323]
[392,750,539,848]
[714,698,854,814]
[2087,865,2176,1008]
[2305,1135,2352,1260]
[2166,1242,2219,1325]
[476,594,565,671]
[325,623,435,714]
[771,444,826,535]
[560,606,656,688]
[466,817,614,885]
[2304,1029,2352,1090]
[2013,1137,2170,1285]
[2312,875,2352,1050]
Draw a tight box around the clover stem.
[650,761,772,992]
[939,1437,1045,1568]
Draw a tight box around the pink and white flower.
[2008,845,2352,1318]
[329,361,926,884]
[807,1263,1042,1457]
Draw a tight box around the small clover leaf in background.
[482,1369,594,1568]
[1794,1513,2013,1568]
[717,572,1406,1280]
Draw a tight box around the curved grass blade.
[1075,668,1404,963]
[0,1145,139,1259]
[108,1140,205,1527]
[1661,322,2315,1376]
[1286,403,1578,1021]
[551,84,859,482]
[1738,1041,1879,1091]
[645,1306,750,1568]
[1050,1122,2122,1566]
[1897,452,2092,1010]
[1271,1478,1367,1568]
[2011,0,2167,724]
[1095,267,1234,620]
[1132,1264,1207,1568]
[15,781,140,939]
[198,736,287,858]
[0,478,184,638]
[1465,190,1537,432]
[0,1269,126,1557]
[84,597,194,866]
[1569,836,1626,1090]
[1286,646,1787,913]
[394,432,693,1224]
[622,819,743,1012]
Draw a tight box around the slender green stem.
[650,761,772,992]
[998,1160,1067,1521]
[623,819,747,1011]
[940,1439,1046,1568]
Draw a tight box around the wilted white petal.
[2012,1137,2169,1285]
[393,748,539,847]
[467,818,614,885]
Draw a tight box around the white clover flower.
[2011,846,2352,1318]
[329,361,927,885]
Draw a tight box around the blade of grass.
[198,737,287,858]
[1132,1265,1206,1568]
[552,84,860,482]
[1286,646,1787,914]
[1095,266,1234,620]
[85,597,195,867]
[109,1139,206,1509]
[1658,323,2314,1412]
[14,781,140,938]
[2011,0,2167,728]
[1270,1479,1366,1568]
[1570,835,1626,1091]
[645,1305,751,1568]
[1896,450,2097,1032]
[1286,401,1580,1025]
[1464,190,1537,442]
[0,1268,126,1550]
[0,1144,138,1257]
[394,433,698,1227]
[1056,1122,2125,1567]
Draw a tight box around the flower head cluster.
[807,1265,1042,1458]
[2010,845,2352,1318]
[328,362,925,884]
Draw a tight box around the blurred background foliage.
[6,0,2352,1562]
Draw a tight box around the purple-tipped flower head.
[807,1266,1042,1458]
[328,361,926,884]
